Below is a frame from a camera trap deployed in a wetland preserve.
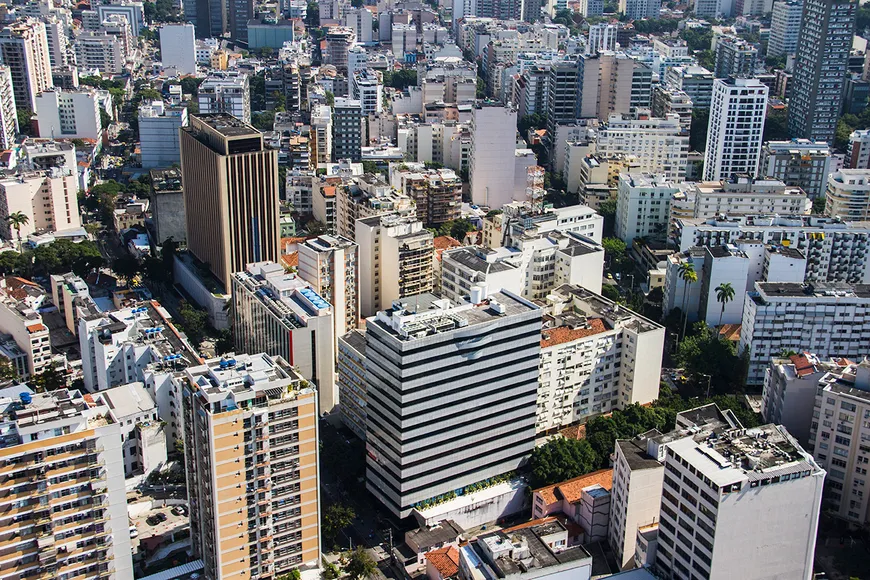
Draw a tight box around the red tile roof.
[532,468,614,506]
[426,545,459,578]
[789,353,816,377]
[434,236,461,250]
[718,323,741,342]
[540,318,608,348]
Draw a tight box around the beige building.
[0,277,52,378]
[182,353,320,579]
[825,169,870,220]
[180,114,280,292]
[684,175,809,220]
[389,164,462,226]
[297,234,359,338]
[0,169,82,240]
[0,18,52,110]
[335,173,415,240]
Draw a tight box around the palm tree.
[5,212,28,252]
[715,282,736,329]
[678,263,697,341]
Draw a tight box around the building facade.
[703,78,768,182]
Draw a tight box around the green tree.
[675,323,748,394]
[0,251,26,275]
[0,357,17,382]
[361,160,380,174]
[714,282,735,328]
[325,90,335,107]
[343,547,377,579]
[99,109,112,130]
[528,437,598,488]
[322,503,355,546]
[30,363,68,392]
[383,69,417,90]
[678,263,697,341]
[180,77,204,96]
[602,237,627,259]
[763,109,789,142]
[812,197,827,214]
[689,109,709,152]
[177,301,208,345]
[601,284,620,302]
[518,113,546,135]
[17,109,33,135]
[435,218,475,240]
[321,559,340,580]
[305,2,320,27]
[276,571,301,580]
[112,255,143,284]
[598,199,617,238]
[5,212,29,252]
[679,27,713,52]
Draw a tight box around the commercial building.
[337,329,367,440]
[769,0,804,56]
[653,407,824,580]
[333,98,362,162]
[0,67,16,150]
[759,139,833,198]
[740,282,870,383]
[150,167,186,244]
[365,290,542,518]
[0,18,52,111]
[139,101,189,169]
[596,113,688,182]
[704,78,768,182]
[825,169,870,220]
[390,164,462,226]
[180,114,280,292]
[615,173,680,245]
[231,261,337,412]
[182,353,320,578]
[247,20,296,49]
[537,284,664,434]
[297,234,359,338]
[228,0,253,42]
[34,88,102,140]
[788,0,857,143]
[470,103,518,209]
[159,23,196,75]
[356,213,434,316]
[323,27,355,70]
[0,387,135,580]
[0,168,81,240]
[198,71,251,124]
[96,1,144,35]
[807,358,870,524]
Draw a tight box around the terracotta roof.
[501,515,559,534]
[434,236,461,250]
[718,323,741,342]
[322,186,336,197]
[534,129,547,137]
[560,423,586,440]
[832,357,853,367]
[26,323,46,333]
[540,318,608,348]
[532,468,614,506]
[789,353,816,377]
[425,545,459,578]
[280,252,298,269]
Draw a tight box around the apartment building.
[619,0,661,20]
[826,169,870,220]
[740,282,870,384]
[230,261,337,413]
[50,272,99,336]
[807,359,870,525]
[34,89,102,140]
[365,291,542,518]
[0,387,135,580]
[596,113,689,182]
[389,164,461,226]
[615,173,680,245]
[665,66,714,109]
[704,78,768,182]
[334,173,415,239]
[182,353,320,579]
[847,129,870,169]
[537,284,664,434]
[310,104,332,166]
[495,202,605,248]
[759,139,833,199]
[683,176,809,220]
[769,0,803,56]
[337,329,366,441]
[470,103,518,209]
[0,278,52,379]
[654,410,824,580]
[74,31,127,75]
[356,213,434,317]
[351,68,382,115]
[713,36,758,79]
[297,235,359,338]
[650,86,693,131]
[159,23,196,75]
[0,18,52,110]
[0,67,16,150]
[441,231,604,303]
[180,114,280,292]
[0,168,82,239]
[333,98,362,162]
[197,72,251,124]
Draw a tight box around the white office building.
[159,23,196,75]
[615,173,680,245]
[139,101,189,168]
[704,78,768,182]
[470,102,519,209]
[34,88,102,140]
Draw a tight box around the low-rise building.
[150,167,185,244]
[531,469,613,543]
[0,276,53,378]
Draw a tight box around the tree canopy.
[322,503,355,547]
[382,69,417,90]
[675,322,748,393]
[433,218,475,241]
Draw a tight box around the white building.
[0,277,53,379]
[0,18,53,111]
[351,68,383,115]
[759,139,832,199]
[470,103,519,209]
[0,66,16,149]
[847,129,870,169]
[0,169,82,239]
[537,284,664,434]
[653,406,824,580]
[769,0,803,56]
[356,213,434,316]
[159,23,196,75]
[587,23,617,55]
[684,176,809,220]
[825,169,870,221]
[615,173,680,245]
[619,0,661,19]
[596,113,689,182]
[139,101,189,168]
[740,281,870,384]
[230,261,337,412]
[704,78,768,182]
[762,353,834,447]
[344,7,373,43]
[35,88,102,139]
[74,30,127,75]
[310,104,332,166]
[198,71,251,124]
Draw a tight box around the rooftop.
[473,519,592,577]
[425,546,460,578]
[407,520,464,550]
[616,436,664,471]
[532,468,614,505]
[193,113,259,137]
[0,388,110,449]
[541,284,662,336]
[754,282,870,300]
[232,261,332,329]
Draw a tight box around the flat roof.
[193,113,259,136]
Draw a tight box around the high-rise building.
[365,290,542,518]
[337,329,367,440]
[825,169,870,220]
[0,168,82,239]
[390,164,462,226]
[139,101,189,169]
[769,0,803,56]
[228,0,253,41]
[581,0,604,16]
[470,102,518,208]
[788,0,857,143]
[182,353,321,579]
[713,36,758,78]
[198,71,251,124]
[194,0,226,38]
[847,129,870,168]
[704,78,768,182]
[297,234,360,338]
[596,113,689,182]
[586,23,616,54]
[310,104,332,166]
[665,65,714,109]
[159,23,196,75]
[34,88,102,139]
[0,66,17,149]
[618,0,661,19]
[0,18,52,111]
[74,31,126,75]
[351,68,383,115]
[180,114,280,291]
[651,85,693,131]
[759,139,832,198]
[332,97,362,162]
[0,387,135,580]
[615,173,680,245]
[230,261,337,412]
